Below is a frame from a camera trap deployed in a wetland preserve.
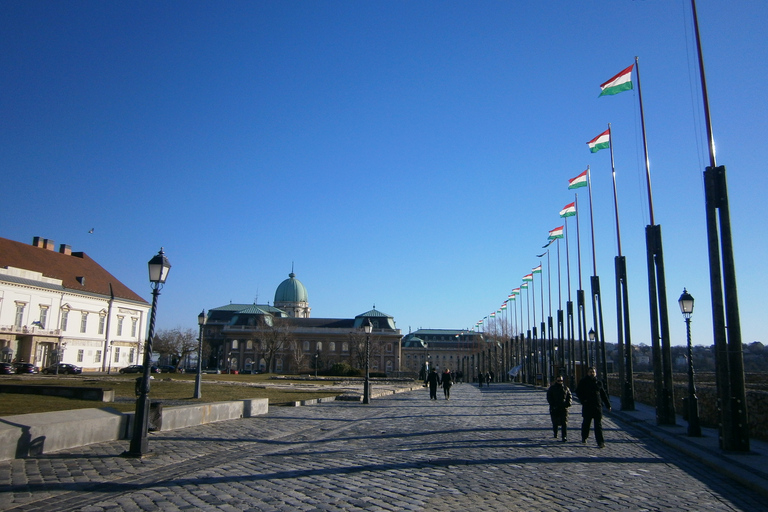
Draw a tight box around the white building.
[0,236,150,372]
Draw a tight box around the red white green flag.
[490,312,496,318]
[512,288,521,294]
[523,273,533,281]
[568,169,588,189]
[560,202,576,217]
[599,64,634,97]
[521,282,529,289]
[532,265,542,274]
[588,129,610,153]
[548,226,564,239]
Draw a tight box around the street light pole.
[678,289,701,437]
[194,310,206,399]
[363,319,372,404]
[125,248,171,457]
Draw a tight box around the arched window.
[231,340,238,350]
[316,341,322,352]
[246,340,253,350]
[342,342,349,353]
[303,341,310,351]
[275,359,283,372]
[386,360,393,372]
[329,342,336,352]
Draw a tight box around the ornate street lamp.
[363,319,372,404]
[678,288,701,436]
[588,328,596,369]
[125,248,171,457]
[194,310,206,399]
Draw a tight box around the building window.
[246,340,253,350]
[386,343,393,353]
[14,303,26,328]
[39,306,49,328]
[303,341,310,351]
[129,348,135,363]
[61,309,69,331]
[131,318,138,337]
[232,340,238,350]
[342,342,349,353]
[275,359,283,372]
[95,350,102,363]
[316,341,322,352]
[80,312,88,333]
[117,316,124,336]
[77,350,84,363]
[114,347,120,363]
[329,342,336,352]
[98,315,106,335]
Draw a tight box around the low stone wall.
[0,384,114,402]
[607,376,768,442]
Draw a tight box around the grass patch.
[0,373,345,416]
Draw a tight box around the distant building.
[203,272,402,374]
[0,236,150,371]
[401,329,485,377]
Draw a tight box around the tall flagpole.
[564,221,575,388]
[575,193,588,373]
[691,0,748,451]
[586,167,608,390]
[636,56,676,425]
[556,239,564,374]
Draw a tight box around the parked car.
[0,362,14,374]
[157,365,181,373]
[42,363,82,375]
[119,364,160,374]
[14,363,39,374]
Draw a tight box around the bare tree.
[260,317,296,373]
[288,337,307,374]
[154,327,198,369]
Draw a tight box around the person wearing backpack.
[546,375,572,442]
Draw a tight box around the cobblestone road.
[1,383,764,511]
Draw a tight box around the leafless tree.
[154,327,198,369]
[288,337,307,374]
[260,317,296,373]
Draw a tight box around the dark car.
[157,365,181,373]
[42,363,83,375]
[119,364,160,374]
[14,363,39,374]
[0,362,14,375]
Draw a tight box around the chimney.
[32,236,44,248]
[59,244,72,255]
[43,239,55,251]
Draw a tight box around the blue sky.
[2,1,766,348]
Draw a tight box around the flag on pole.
[512,288,521,294]
[508,294,515,299]
[536,251,547,258]
[490,312,496,318]
[542,238,556,248]
[559,202,577,217]
[548,226,564,239]
[523,273,534,281]
[521,282,529,289]
[588,129,610,153]
[568,169,588,189]
[532,265,542,274]
[599,64,634,97]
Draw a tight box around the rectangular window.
[129,348,135,363]
[39,307,49,329]
[117,317,124,336]
[131,318,138,337]
[80,312,88,333]
[61,310,69,331]
[98,316,106,335]
[114,347,120,363]
[14,303,26,328]
[77,349,84,362]
[95,350,102,363]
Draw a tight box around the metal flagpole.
[574,193,588,374]
[564,221,575,389]
[586,167,608,390]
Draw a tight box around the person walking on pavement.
[441,369,453,399]
[486,372,492,386]
[425,367,441,400]
[575,366,611,448]
[546,375,572,442]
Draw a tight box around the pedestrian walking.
[441,369,453,399]
[575,366,611,448]
[478,372,483,388]
[425,367,441,400]
[546,375,572,442]
[485,372,492,386]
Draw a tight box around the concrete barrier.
[125,399,269,434]
[0,384,115,402]
[0,408,127,460]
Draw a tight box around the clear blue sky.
[2,1,766,348]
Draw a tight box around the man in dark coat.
[441,369,453,400]
[575,366,612,448]
[546,375,572,442]
[425,367,441,400]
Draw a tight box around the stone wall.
[607,376,768,442]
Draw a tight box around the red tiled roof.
[0,237,147,304]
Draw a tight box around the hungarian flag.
[490,312,496,318]
[532,265,542,274]
[599,64,634,97]
[588,129,611,153]
[508,294,515,300]
[512,288,521,294]
[542,238,556,248]
[568,169,588,189]
[523,273,533,281]
[560,202,577,218]
[548,226,564,239]
[536,251,547,258]
[521,282,529,289]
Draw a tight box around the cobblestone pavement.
[1,383,765,511]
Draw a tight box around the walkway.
[1,383,766,511]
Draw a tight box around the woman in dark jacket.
[546,376,572,441]
[575,367,612,447]
[441,369,453,399]
[425,368,441,400]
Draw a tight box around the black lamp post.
[678,288,701,436]
[315,350,319,379]
[363,319,372,404]
[194,310,206,399]
[125,248,171,457]
[588,328,596,369]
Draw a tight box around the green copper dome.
[274,272,308,303]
